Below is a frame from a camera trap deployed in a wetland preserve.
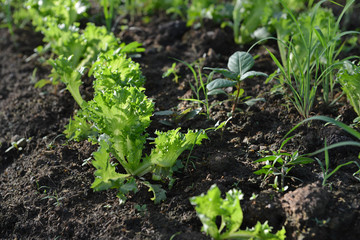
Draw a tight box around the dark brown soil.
[1,12,360,240]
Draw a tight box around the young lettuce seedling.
[24,0,88,33]
[205,51,267,114]
[46,23,144,105]
[190,184,286,240]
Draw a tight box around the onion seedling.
[284,116,360,186]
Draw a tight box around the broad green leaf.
[207,89,227,96]
[244,97,265,107]
[207,78,237,90]
[240,71,268,81]
[203,67,237,79]
[190,185,223,238]
[227,51,254,76]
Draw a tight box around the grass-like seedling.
[205,51,267,114]
[267,0,358,118]
[99,0,121,32]
[190,184,286,240]
[176,58,218,119]
[313,0,359,104]
[0,0,14,35]
[267,5,325,118]
[284,115,360,185]
[314,139,360,186]
[254,136,314,192]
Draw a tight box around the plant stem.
[232,83,241,114]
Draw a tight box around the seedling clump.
[205,51,267,114]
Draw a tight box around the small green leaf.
[207,89,228,96]
[244,97,265,107]
[117,178,138,204]
[207,78,237,90]
[153,110,175,116]
[143,181,167,204]
[34,79,52,88]
[254,168,273,175]
[240,71,268,81]
[204,67,237,79]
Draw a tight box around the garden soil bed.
[1,13,360,240]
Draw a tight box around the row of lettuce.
[13,0,212,204]
[2,0,360,239]
[1,0,360,120]
[0,0,288,239]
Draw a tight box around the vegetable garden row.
[1,0,360,239]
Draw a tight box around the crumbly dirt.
[1,11,360,240]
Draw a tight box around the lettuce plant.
[24,0,88,32]
[190,184,286,240]
[23,0,144,91]
[205,51,267,114]
[91,48,145,91]
[64,51,208,203]
[42,23,143,104]
[85,86,207,203]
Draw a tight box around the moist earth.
[1,12,360,240]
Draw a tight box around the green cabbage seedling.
[205,51,267,114]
